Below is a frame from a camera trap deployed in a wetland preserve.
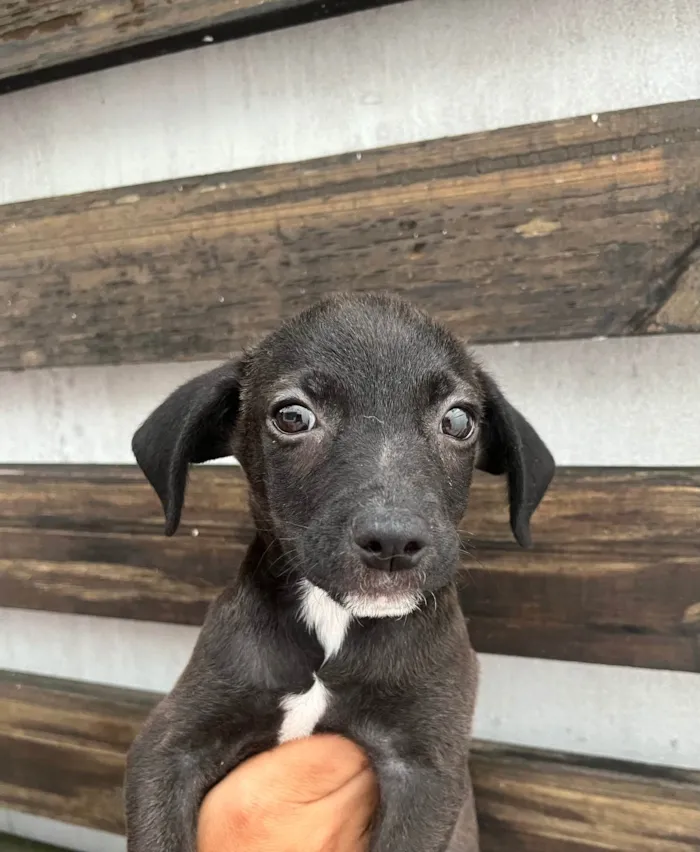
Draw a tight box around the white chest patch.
[278,674,331,743]
[276,581,420,743]
[277,582,351,743]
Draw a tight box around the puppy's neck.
[242,535,429,660]
[298,580,352,662]
[236,536,466,707]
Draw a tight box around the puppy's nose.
[353,512,429,571]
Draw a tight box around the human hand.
[197,734,378,852]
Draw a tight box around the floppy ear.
[476,369,555,548]
[132,362,242,536]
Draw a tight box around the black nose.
[353,512,430,571]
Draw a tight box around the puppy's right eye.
[441,406,476,440]
[273,404,316,434]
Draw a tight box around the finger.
[326,766,378,829]
[198,759,377,852]
[237,735,372,804]
[303,767,378,852]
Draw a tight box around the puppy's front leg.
[125,714,202,852]
[124,588,279,852]
[370,759,473,852]
[125,693,258,852]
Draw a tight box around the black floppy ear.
[132,362,242,536]
[476,369,555,548]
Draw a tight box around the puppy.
[126,293,554,852]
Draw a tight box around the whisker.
[459,548,488,571]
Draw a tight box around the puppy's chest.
[277,589,358,744]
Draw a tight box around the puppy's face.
[133,295,554,617]
[236,298,483,614]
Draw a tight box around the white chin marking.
[342,591,421,619]
[278,674,331,744]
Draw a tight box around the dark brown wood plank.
[0,835,71,852]
[2,671,699,849]
[460,467,700,673]
[1,465,699,672]
[472,744,700,852]
[2,99,700,371]
[0,671,152,834]
[0,1,405,92]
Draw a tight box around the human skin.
[197,735,379,852]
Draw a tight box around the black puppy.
[126,293,554,852]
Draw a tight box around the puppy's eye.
[441,407,475,440]
[273,404,316,434]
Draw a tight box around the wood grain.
[0,835,70,852]
[0,671,153,834]
[1,465,699,672]
[0,1,405,91]
[472,745,700,852]
[2,100,700,370]
[2,671,699,849]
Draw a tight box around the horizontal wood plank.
[0,1,405,92]
[0,672,152,835]
[472,745,700,852]
[2,99,700,370]
[0,835,71,852]
[1,465,698,672]
[1,670,699,849]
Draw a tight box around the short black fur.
[126,294,555,852]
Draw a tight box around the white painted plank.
[0,360,211,466]
[0,811,124,852]
[2,0,700,205]
[1,335,698,466]
[474,654,700,769]
[0,609,199,694]
[1,607,699,771]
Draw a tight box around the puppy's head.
[133,294,554,617]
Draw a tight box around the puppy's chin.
[299,543,459,618]
[342,590,422,618]
[323,560,431,618]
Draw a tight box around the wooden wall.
[1,0,699,849]
[0,1,406,92]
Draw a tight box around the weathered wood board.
[0,835,71,852]
[1,465,698,671]
[0,1,405,91]
[2,100,700,370]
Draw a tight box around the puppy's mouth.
[343,589,422,618]
[292,520,460,618]
[341,565,425,618]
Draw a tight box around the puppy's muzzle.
[352,509,430,572]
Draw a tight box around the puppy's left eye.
[441,407,476,440]
[274,404,316,434]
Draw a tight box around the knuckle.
[223,803,267,846]
[203,775,271,847]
